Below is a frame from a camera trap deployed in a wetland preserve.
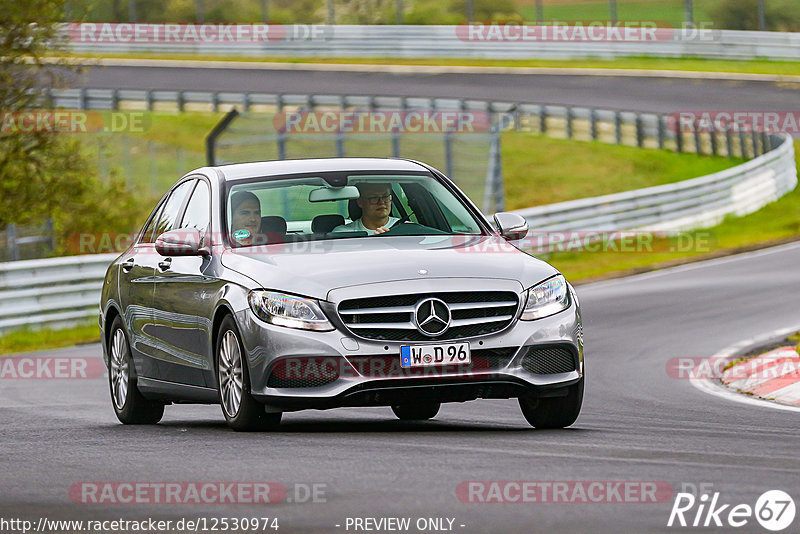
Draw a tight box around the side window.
[139,202,164,244]
[179,180,210,233]
[152,180,196,239]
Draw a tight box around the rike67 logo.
[668,489,795,531]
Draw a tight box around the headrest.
[260,216,287,235]
[348,199,362,221]
[311,214,345,234]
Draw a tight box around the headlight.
[521,275,570,320]
[248,291,334,331]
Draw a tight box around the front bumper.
[235,295,583,411]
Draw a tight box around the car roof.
[215,158,430,182]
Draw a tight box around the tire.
[391,402,441,421]
[518,376,584,429]
[107,316,165,424]
[216,315,281,432]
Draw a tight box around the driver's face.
[231,198,261,238]
[356,185,392,220]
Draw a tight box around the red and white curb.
[721,347,800,406]
[689,323,800,413]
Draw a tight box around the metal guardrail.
[514,133,796,232]
[63,25,800,61]
[0,254,117,334]
[43,87,772,159]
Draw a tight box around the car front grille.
[347,347,518,377]
[521,345,577,375]
[337,291,519,341]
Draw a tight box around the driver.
[333,182,399,235]
[229,190,262,246]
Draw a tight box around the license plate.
[400,342,471,368]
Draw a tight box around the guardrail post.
[725,127,734,158]
[635,113,644,148]
[444,130,454,179]
[276,94,284,112]
[751,131,759,157]
[79,87,87,110]
[336,130,345,157]
[110,89,119,111]
[392,97,405,157]
[676,127,684,153]
[614,111,622,145]
[739,129,748,158]
[565,106,573,139]
[211,92,220,112]
[539,106,547,134]
[278,130,287,160]
[693,120,703,154]
[709,125,718,156]
[177,91,185,112]
[657,115,665,149]
[146,90,155,111]
[242,92,250,112]
[43,86,54,108]
[7,224,18,261]
[513,103,522,131]
[590,108,598,140]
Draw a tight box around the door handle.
[121,258,135,272]
[158,258,172,271]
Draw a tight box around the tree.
[0,0,90,227]
[1,0,149,256]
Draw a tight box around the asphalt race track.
[75,64,800,114]
[2,242,800,533]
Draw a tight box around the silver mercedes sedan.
[100,158,584,431]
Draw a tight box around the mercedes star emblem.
[414,298,452,336]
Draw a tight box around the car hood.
[220,235,559,301]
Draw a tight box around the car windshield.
[225,173,484,246]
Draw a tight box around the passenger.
[333,182,399,235]
[229,191,262,246]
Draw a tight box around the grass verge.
[502,133,742,208]
[0,322,100,356]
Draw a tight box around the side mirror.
[493,212,529,240]
[155,229,209,256]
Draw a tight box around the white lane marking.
[690,324,800,413]
[578,240,800,291]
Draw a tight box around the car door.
[118,199,166,380]
[138,178,198,383]
[150,177,220,387]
